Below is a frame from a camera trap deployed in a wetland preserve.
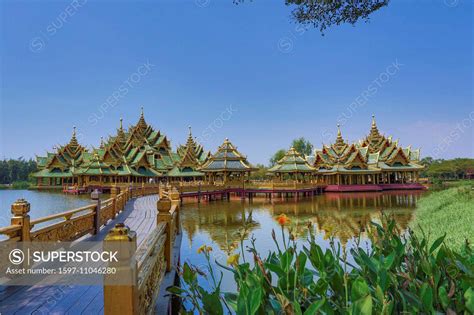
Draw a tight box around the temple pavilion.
[310,116,424,187]
[33,108,197,189]
[167,127,208,182]
[200,138,256,183]
[268,147,316,182]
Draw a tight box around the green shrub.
[169,215,474,314]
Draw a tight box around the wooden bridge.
[0,185,181,315]
[172,181,327,203]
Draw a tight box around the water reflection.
[181,191,422,252]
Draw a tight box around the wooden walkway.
[0,194,170,315]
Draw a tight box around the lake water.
[0,189,423,292]
[179,191,423,292]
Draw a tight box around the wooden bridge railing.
[172,180,326,194]
[0,185,161,243]
[104,186,181,315]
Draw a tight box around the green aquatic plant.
[169,215,474,314]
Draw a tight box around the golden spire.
[368,114,382,142]
[333,124,347,153]
[119,117,123,130]
[69,126,79,147]
[180,125,198,167]
[137,106,147,130]
[100,136,105,149]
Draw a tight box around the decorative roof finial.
[119,117,123,129]
[371,114,376,128]
[141,106,144,116]
[188,125,192,135]
[73,126,76,136]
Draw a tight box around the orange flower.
[276,214,290,226]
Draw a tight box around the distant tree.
[250,163,269,180]
[421,158,474,180]
[0,158,38,184]
[291,137,313,157]
[270,149,286,166]
[234,0,390,34]
[420,156,434,166]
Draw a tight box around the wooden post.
[110,186,119,216]
[11,199,31,241]
[91,189,102,235]
[170,188,181,234]
[104,223,138,315]
[157,197,173,272]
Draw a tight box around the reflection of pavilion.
[267,192,417,244]
[181,202,259,254]
[181,191,420,250]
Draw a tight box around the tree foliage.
[270,149,286,166]
[234,0,390,34]
[421,157,474,180]
[0,158,37,184]
[291,137,313,156]
[250,163,269,180]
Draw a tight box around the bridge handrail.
[0,186,161,243]
[104,185,181,315]
[30,204,96,226]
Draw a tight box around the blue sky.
[1,0,472,164]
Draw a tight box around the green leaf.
[202,291,223,315]
[465,287,474,313]
[224,292,238,311]
[265,262,285,277]
[375,285,384,303]
[429,233,446,254]
[383,252,396,270]
[249,288,262,315]
[352,295,373,315]
[420,283,433,312]
[166,286,185,296]
[303,298,325,315]
[182,262,196,285]
[351,277,370,301]
[438,285,449,309]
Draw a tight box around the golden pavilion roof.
[200,138,256,172]
[312,116,424,174]
[268,147,316,173]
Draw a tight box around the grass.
[411,182,473,249]
[0,181,33,190]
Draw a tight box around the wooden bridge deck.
[0,195,168,315]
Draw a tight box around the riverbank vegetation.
[421,157,474,181]
[411,182,473,250]
[170,215,474,314]
[0,158,37,187]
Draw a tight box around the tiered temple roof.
[200,138,256,173]
[311,116,423,174]
[33,108,202,181]
[168,127,206,178]
[268,147,316,174]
